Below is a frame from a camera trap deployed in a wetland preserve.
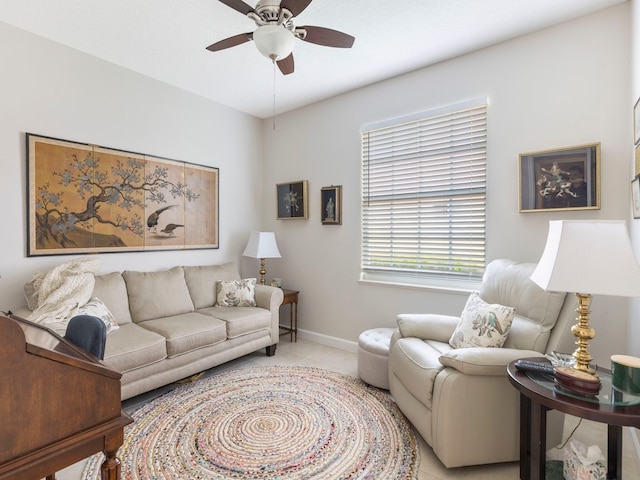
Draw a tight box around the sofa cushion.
[198,306,271,338]
[449,293,515,349]
[137,312,227,358]
[103,322,167,373]
[93,272,133,325]
[183,263,241,309]
[216,278,257,307]
[123,267,194,322]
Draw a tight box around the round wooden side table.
[507,359,640,480]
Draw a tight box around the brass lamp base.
[571,293,596,375]
[258,258,266,285]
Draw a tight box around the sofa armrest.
[254,285,284,341]
[254,285,284,312]
[439,347,545,376]
[11,306,32,319]
[397,313,459,342]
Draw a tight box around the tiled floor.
[53,338,640,479]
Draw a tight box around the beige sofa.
[389,259,578,468]
[15,262,284,400]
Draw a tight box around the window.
[360,99,487,287]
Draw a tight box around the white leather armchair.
[389,259,578,468]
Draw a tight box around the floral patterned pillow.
[216,278,257,307]
[76,297,119,333]
[449,292,515,348]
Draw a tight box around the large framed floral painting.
[27,133,219,256]
[518,143,600,213]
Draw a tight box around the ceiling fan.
[206,0,355,75]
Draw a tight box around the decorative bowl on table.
[545,351,576,368]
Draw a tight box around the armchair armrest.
[439,347,545,376]
[397,313,459,342]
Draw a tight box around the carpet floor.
[82,365,420,479]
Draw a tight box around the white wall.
[263,4,633,364]
[629,0,640,357]
[0,6,634,367]
[0,22,264,311]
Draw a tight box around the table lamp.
[242,231,281,285]
[530,220,640,374]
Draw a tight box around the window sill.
[358,273,481,295]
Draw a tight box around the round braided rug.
[83,365,419,480]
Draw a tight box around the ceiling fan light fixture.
[253,25,295,61]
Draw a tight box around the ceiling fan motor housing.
[250,0,293,26]
[253,24,295,61]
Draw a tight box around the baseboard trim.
[297,329,358,353]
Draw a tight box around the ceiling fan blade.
[298,26,355,48]
[277,54,295,75]
[281,0,313,17]
[206,32,253,52]
[218,0,255,16]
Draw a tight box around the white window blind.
[361,99,487,284]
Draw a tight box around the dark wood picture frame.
[276,180,308,219]
[27,133,219,256]
[321,185,342,225]
[518,143,600,213]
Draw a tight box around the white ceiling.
[0,0,626,119]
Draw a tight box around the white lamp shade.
[253,25,295,61]
[531,220,640,297]
[242,231,281,259]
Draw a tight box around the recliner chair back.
[479,258,577,353]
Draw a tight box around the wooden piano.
[0,313,132,480]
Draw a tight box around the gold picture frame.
[518,143,600,213]
[276,180,308,219]
[321,185,342,225]
[634,97,640,146]
[27,133,219,256]
[633,176,640,219]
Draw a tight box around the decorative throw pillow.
[76,297,119,333]
[216,279,257,307]
[449,292,515,349]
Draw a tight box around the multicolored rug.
[83,365,419,479]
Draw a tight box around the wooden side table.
[507,359,640,480]
[279,289,299,342]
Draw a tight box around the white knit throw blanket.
[28,257,101,331]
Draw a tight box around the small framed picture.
[634,97,640,146]
[321,185,342,225]
[632,176,640,219]
[276,180,308,219]
[518,143,600,212]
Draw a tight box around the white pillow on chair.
[449,293,515,348]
